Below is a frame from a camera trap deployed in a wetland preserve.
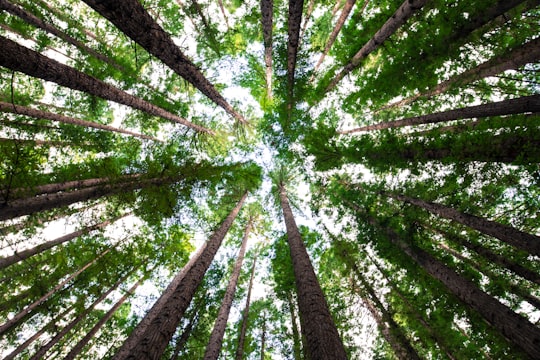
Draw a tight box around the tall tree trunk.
[260,0,273,100]
[278,182,347,359]
[0,213,128,270]
[113,192,248,360]
[260,312,266,360]
[0,176,171,221]
[30,271,139,360]
[312,0,364,75]
[63,277,143,360]
[81,0,248,125]
[324,0,429,94]
[204,219,252,360]
[0,36,212,134]
[287,0,305,101]
[376,37,540,112]
[0,0,126,72]
[298,0,315,43]
[235,256,257,360]
[0,101,160,141]
[385,191,540,256]
[339,94,540,133]
[287,292,303,360]
[0,242,117,337]
[170,311,199,360]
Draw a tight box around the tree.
[260,0,273,100]
[235,255,257,360]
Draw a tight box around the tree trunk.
[81,0,248,125]
[204,219,252,360]
[0,101,160,141]
[30,271,139,360]
[0,213,128,270]
[287,292,303,360]
[340,94,540,133]
[170,311,199,360]
[63,277,143,360]
[278,182,347,359]
[377,37,540,112]
[287,0,305,100]
[299,0,315,43]
[0,242,116,337]
[378,221,540,359]
[260,0,273,100]
[217,0,230,29]
[0,36,212,134]
[113,192,248,360]
[260,312,266,360]
[325,0,429,94]
[235,256,257,360]
[386,191,540,256]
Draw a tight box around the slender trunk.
[377,37,540,112]
[0,101,160,141]
[0,176,172,221]
[170,311,199,360]
[0,214,128,270]
[260,313,266,360]
[312,0,363,75]
[287,0,305,101]
[0,0,125,72]
[299,0,315,43]
[260,0,273,100]
[287,292,303,360]
[113,192,248,360]
[0,242,116,337]
[385,191,540,256]
[0,36,212,134]
[204,219,252,360]
[81,0,248,125]
[217,0,230,30]
[324,0,429,94]
[30,271,139,360]
[279,182,347,359]
[339,94,540,133]
[235,257,257,360]
[63,277,143,360]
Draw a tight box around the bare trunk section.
[325,0,429,94]
[340,94,540,134]
[287,0,305,101]
[113,192,248,360]
[0,101,160,141]
[170,311,199,360]
[260,313,266,360]
[299,0,316,43]
[235,256,257,360]
[81,0,248,125]
[377,38,540,112]
[386,192,540,256]
[279,183,347,359]
[0,213,127,270]
[204,220,252,360]
[0,36,212,134]
[260,0,273,100]
[63,277,143,360]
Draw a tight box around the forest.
[0,0,539,359]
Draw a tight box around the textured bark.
[387,192,540,256]
[325,0,429,93]
[380,224,540,359]
[30,271,138,360]
[81,0,248,125]
[287,0,305,100]
[340,94,540,133]
[0,36,212,134]
[0,214,127,270]
[235,256,257,360]
[377,37,540,112]
[260,0,273,99]
[204,220,252,360]
[0,244,114,337]
[0,101,160,141]
[279,183,347,359]
[113,192,248,360]
[63,277,143,360]
[0,176,171,221]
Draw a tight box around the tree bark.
[260,0,273,100]
[377,37,540,112]
[0,36,212,134]
[81,0,248,125]
[0,101,160,141]
[235,256,257,360]
[340,94,540,133]
[203,219,252,360]
[0,213,127,270]
[113,192,248,360]
[325,0,429,94]
[287,0,305,100]
[386,191,540,256]
[279,182,347,359]
[260,313,266,360]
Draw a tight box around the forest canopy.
[0,0,539,359]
